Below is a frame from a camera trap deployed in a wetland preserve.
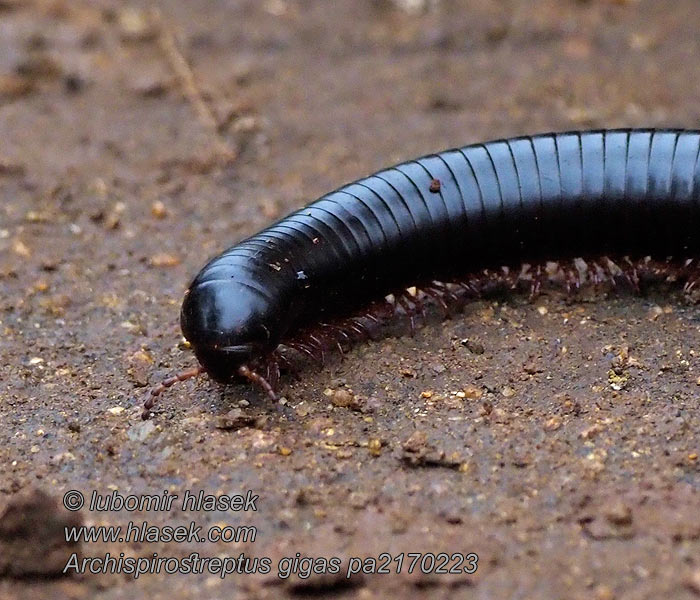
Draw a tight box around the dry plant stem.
[150,8,237,163]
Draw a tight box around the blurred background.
[2,1,700,599]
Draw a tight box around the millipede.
[143,128,700,418]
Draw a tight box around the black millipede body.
[145,129,700,416]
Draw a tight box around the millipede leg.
[500,266,518,290]
[681,258,700,293]
[422,286,451,317]
[367,298,396,321]
[142,365,205,419]
[564,264,582,295]
[622,257,640,292]
[287,340,323,363]
[529,265,544,300]
[396,294,417,334]
[431,280,462,308]
[590,260,605,290]
[237,365,278,402]
[684,273,700,293]
[319,322,351,354]
[455,279,480,299]
[271,348,290,370]
[308,333,327,365]
[260,355,281,390]
[348,317,372,338]
[604,257,622,287]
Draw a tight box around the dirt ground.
[2,0,700,598]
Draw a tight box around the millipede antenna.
[141,365,205,419]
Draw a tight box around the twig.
[150,8,237,164]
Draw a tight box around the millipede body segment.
[174,129,700,401]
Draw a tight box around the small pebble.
[648,305,664,321]
[131,75,169,98]
[368,438,382,456]
[117,7,156,42]
[327,388,354,407]
[0,74,34,99]
[15,53,62,80]
[127,349,153,387]
[127,420,156,441]
[595,585,615,600]
[151,200,167,219]
[461,338,485,354]
[462,385,483,399]
[686,570,700,595]
[544,416,562,431]
[604,500,633,526]
[215,409,259,430]
[12,240,31,257]
[403,430,427,452]
[150,253,180,267]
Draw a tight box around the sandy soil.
[2,0,700,598]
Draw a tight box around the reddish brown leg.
[396,293,418,334]
[683,258,695,280]
[342,317,371,339]
[603,257,622,287]
[422,285,451,317]
[237,365,277,401]
[263,357,281,390]
[428,281,463,312]
[308,333,327,365]
[319,322,351,354]
[271,347,293,370]
[142,365,205,419]
[682,259,700,292]
[455,280,480,298]
[564,264,582,295]
[361,311,380,326]
[500,266,519,290]
[684,268,700,293]
[367,298,396,321]
[589,260,606,290]
[621,257,640,292]
[271,347,302,382]
[529,265,544,300]
[287,340,323,363]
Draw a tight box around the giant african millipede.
[143,129,700,418]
